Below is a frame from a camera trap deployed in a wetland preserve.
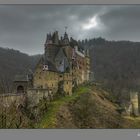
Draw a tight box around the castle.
[13,30,90,97]
[1,30,140,117]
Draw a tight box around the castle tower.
[62,28,72,66]
[130,92,139,116]
[44,31,59,64]
[52,31,59,45]
[45,33,52,45]
[63,32,69,44]
[63,27,69,45]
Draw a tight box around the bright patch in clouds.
[82,15,98,30]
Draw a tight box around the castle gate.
[17,85,24,93]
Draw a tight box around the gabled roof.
[54,48,70,72]
[44,57,58,72]
[55,48,66,62]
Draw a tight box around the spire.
[64,32,68,38]
[45,33,48,45]
[63,26,69,45]
[45,32,52,45]
[65,26,68,33]
[64,26,68,38]
[52,31,59,45]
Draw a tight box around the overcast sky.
[0,5,140,55]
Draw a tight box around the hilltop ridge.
[37,84,140,129]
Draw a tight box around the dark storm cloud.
[98,6,140,41]
[0,5,140,54]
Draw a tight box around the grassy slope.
[36,86,90,128]
[35,84,140,129]
[122,116,140,128]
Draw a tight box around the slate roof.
[43,56,58,72]
[54,48,70,72]
[14,74,28,82]
[37,32,83,73]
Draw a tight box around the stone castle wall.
[26,89,50,107]
[0,88,51,108]
[0,94,25,107]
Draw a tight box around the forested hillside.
[1,38,140,102]
[0,47,41,93]
[79,38,140,102]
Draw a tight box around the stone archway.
[17,85,24,93]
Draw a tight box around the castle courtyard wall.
[0,89,51,108]
[0,94,25,107]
